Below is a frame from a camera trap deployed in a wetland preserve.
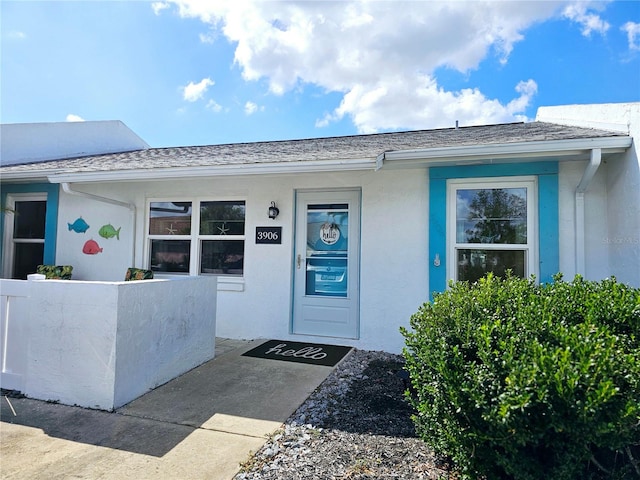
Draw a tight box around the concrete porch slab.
[0,338,339,480]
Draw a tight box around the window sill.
[217,276,245,292]
[151,273,245,292]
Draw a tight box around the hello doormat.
[242,340,352,367]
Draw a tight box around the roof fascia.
[46,157,377,184]
[0,171,59,183]
[381,136,631,168]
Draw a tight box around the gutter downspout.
[574,148,601,276]
[61,182,137,267]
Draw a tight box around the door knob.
[297,254,302,269]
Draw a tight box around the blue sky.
[2,1,639,148]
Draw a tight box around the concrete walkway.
[0,339,338,479]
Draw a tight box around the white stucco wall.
[53,169,429,353]
[2,276,216,410]
[538,103,640,286]
[0,121,149,166]
[55,193,135,281]
[558,160,611,280]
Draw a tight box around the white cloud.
[622,21,640,51]
[7,31,27,40]
[199,32,215,44]
[206,99,223,112]
[245,101,258,115]
[319,76,537,133]
[182,78,214,102]
[562,2,610,37]
[244,101,264,115]
[66,114,85,122]
[151,2,170,16]
[163,1,607,132]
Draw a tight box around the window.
[147,200,245,276]
[448,178,537,283]
[2,194,47,279]
[430,163,557,296]
[199,201,245,275]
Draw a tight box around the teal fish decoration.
[99,223,121,240]
[68,217,90,233]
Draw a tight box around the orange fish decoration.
[82,239,103,255]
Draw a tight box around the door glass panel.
[13,243,45,280]
[456,188,527,244]
[457,249,525,283]
[14,201,46,239]
[306,204,348,297]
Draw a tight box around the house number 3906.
[256,226,282,244]
[257,231,279,241]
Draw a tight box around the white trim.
[382,137,631,168]
[61,183,135,210]
[144,197,247,284]
[45,158,378,184]
[447,177,538,283]
[575,148,602,275]
[0,171,65,182]
[292,189,361,339]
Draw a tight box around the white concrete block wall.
[25,280,119,409]
[114,276,217,408]
[2,277,216,410]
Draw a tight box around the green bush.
[401,273,640,480]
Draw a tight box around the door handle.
[297,254,302,269]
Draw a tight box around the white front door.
[292,190,360,339]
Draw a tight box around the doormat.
[242,340,352,367]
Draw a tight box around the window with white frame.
[2,194,48,279]
[447,177,537,283]
[147,200,245,276]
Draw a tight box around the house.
[2,103,638,354]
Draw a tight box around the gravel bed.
[234,349,452,480]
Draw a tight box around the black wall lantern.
[268,201,280,219]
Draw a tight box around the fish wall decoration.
[99,223,121,240]
[68,217,90,233]
[82,239,103,255]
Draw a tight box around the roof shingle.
[0,121,629,176]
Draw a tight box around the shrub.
[401,273,640,480]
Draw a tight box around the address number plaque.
[256,226,282,244]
